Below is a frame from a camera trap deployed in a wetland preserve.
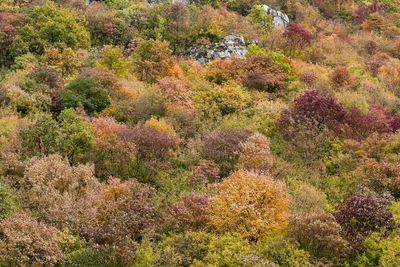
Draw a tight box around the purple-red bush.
[165,192,209,230]
[202,130,251,177]
[335,193,396,252]
[191,159,221,185]
[278,90,346,139]
[344,105,393,140]
[283,23,312,54]
[124,124,179,167]
[299,70,317,86]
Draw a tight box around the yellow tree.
[208,171,289,241]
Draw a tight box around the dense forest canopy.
[1,0,400,266]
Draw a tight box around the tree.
[57,109,93,165]
[97,45,131,78]
[165,192,210,231]
[23,154,99,226]
[208,171,289,240]
[289,211,350,262]
[236,133,274,173]
[90,117,136,180]
[0,213,63,266]
[19,109,93,164]
[19,114,59,159]
[132,39,174,83]
[0,11,25,66]
[202,129,251,177]
[10,2,89,59]
[60,76,111,115]
[335,193,396,252]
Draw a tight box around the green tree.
[60,77,111,115]
[0,182,17,219]
[97,45,131,78]
[19,114,59,159]
[57,109,93,165]
[11,2,90,59]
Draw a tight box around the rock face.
[184,34,251,65]
[260,4,289,28]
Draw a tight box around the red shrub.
[165,192,209,230]
[283,23,312,53]
[331,66,352,86]
[191,159,221,185]
[335,193,395,252]
[202,130,251,177]
[278,90,346,139]
[344,105,392,140]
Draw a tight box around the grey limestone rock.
[260,4,290,28]
[184,34,253,65]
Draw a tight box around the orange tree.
[208,170,289,241]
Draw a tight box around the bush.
[278,90,346,140]
[202,129,251,177]
[132,39,174,83]
[61,76,111,115]
[97,45,131,78]
[0,213,63,266]
[335,193,396,252]
[165,192,210,231]
[289,211,350,262]
[10,2,89,59]
[0,182,17,219]
[235,133,274,173]
[208,171,288,241]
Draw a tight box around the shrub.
[289,211,350,261]
[57,108,93,164]
[201,233,254,266]
[157,77,193,111]
[193,83,252,119]
[83,178,160,264]
[19,114,59,159]
[208,171,289,240]
[335,193,396,252]
[10,2,89,59]
[97,45,131,78]
[23,154,99,225]
[0,213,63,266]
[344,105,392,140]
[165,192,210,230]
[61,76,110,115]
[202,129,251,177]
[91,117,136,180]
[235,55,290,92]
[278,90,346,139]
[132,39,174,83]
[0,182,17,219]
[331,65,352,86]
[283,23,312,55]
[191,159,221,185]
[236,133,274,173]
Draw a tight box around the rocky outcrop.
[184,34,254,65]
[260,4,289,28]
